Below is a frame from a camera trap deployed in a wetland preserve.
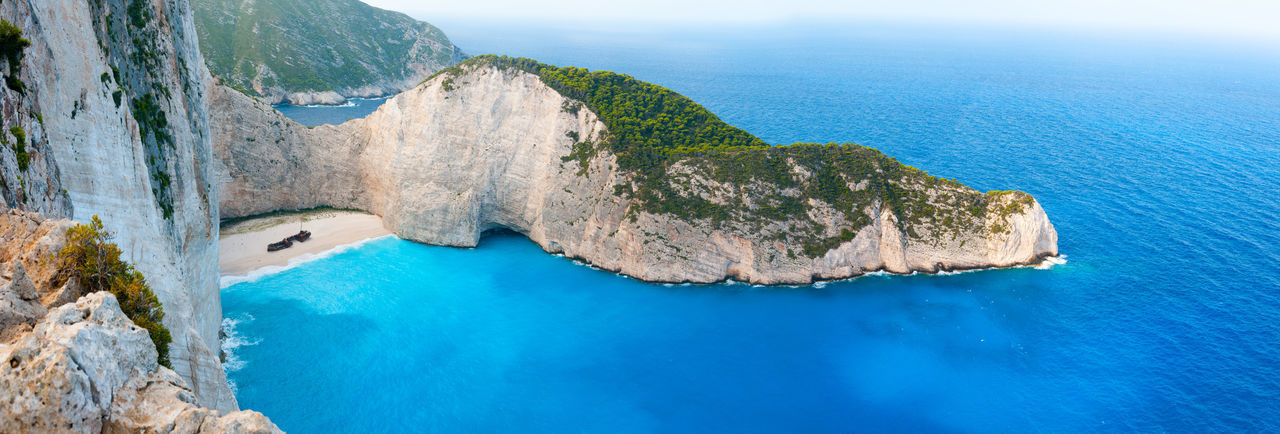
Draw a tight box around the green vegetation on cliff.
[0,20,31,179]
[0,19,30,93]
[88,0,191,221]
[57,216,173,368]
[8,126,27,171]
[194,0,465,98]
[442,56,1034,257]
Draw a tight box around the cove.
[222,232,1060,432]
[238,23,1280,432]
[271,97,389,127]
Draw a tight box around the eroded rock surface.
[2,0,234,410]
[213,62,1059,285]
[0,210,280,432]
[0,292,280,433]
[0,262,46,342]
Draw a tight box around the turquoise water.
[231,24,1280,432]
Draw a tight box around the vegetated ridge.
[194,0,466,105]
[437,55,1042,257]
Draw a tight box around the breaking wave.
[1036,255,1069,270]
[220,313,260,393]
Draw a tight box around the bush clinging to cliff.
[0,19,29,93]
[56,215,172,368]
[0,19,29,68]
[8,125,28,171]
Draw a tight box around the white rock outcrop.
[0,262,46,342]
[0,210,280,432]
[0,292,280,433]
[2,0,234,411]
[213,62,1059,285]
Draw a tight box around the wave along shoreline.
[219,234,397,288]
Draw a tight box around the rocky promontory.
[0,290,278,433]
[0,210,279,433]
[212,56,1059,285]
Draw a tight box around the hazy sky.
[362,0,1280,42]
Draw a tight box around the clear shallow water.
[237,24,1280,432]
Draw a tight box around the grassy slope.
[194,0,462,95]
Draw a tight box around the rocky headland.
[212,56,1059,285]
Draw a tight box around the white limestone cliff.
[2,0,234,411]
[212,63,1059,285]
[0,209,279,432]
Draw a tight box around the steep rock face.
[0,292,280,433]
[213,63,1059,284]
[212,65,623,249]
[1,0,233,411]
[0,68,71,215]
[0,210,280,431]
[0,6,72,215]
[209,86,361,217]
[194,0,466,105]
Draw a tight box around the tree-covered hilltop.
[194,0,465,101]
[438,55,1035,257]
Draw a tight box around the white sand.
[218,210,391,277]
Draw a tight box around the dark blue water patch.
[224,24,1280,432]
[273,97,390,127]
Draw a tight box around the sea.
[272,97,390,127]
[222,22,1280,432]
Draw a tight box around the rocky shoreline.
[195,0,467,108]
[567,251,1064,286]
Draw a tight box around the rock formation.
[2,0,235,412]
[0,209,279,432]
[0,290,280,433]
[212,59,1059,285]
[0,261,45,342]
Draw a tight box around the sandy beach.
[218,209,392,277]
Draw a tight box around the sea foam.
[220,313,261,393]
[1036,255,1069,270]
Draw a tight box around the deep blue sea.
[223,23,1280,432]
